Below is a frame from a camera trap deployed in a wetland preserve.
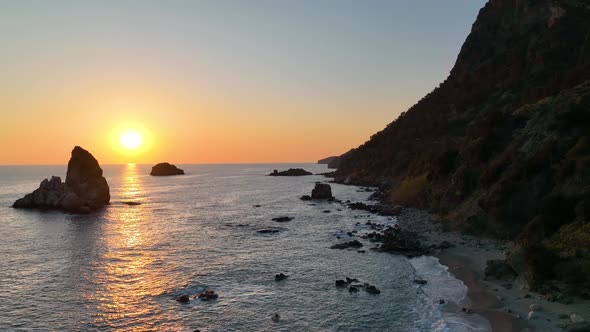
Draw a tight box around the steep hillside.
[333,0,590,294]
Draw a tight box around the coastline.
[392,207,590,332]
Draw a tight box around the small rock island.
[268,168,312,176]
[311,182,333,199]
[150,162,185,176]
[12,146,110,213]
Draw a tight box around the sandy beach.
[395,208,590,332]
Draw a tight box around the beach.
[392,208,590,332]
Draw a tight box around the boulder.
[269,168,312,176]
[12,146,110,213]
[150,162,184,176]
[311,183,333,199]
[300,195,312,201]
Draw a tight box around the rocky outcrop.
[318,156,340,169]
[269,168,312,176]
[12,146,110,213]
[311,183,333,199]
[150,163,184,176]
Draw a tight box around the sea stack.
[150,162,185,176]
[311,182,333,199]
[12,146,110,213]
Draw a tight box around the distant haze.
[0,0,485,164]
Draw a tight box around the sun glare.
[120,131,142,150]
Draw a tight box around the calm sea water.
[0,164,490,331]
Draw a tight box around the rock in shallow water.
[269,168,312,176]
[275,273,288,281]
[176,294,190,303]
[330,240,363,249]
[272,216,293,222]
[196,289,219,301]
[12,146,110,213]
[311,183,333,199]
[150,162,184,176]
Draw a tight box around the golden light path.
[86,164,184,330]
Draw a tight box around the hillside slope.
[333,0,590,294]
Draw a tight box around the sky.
[0,0,486,165]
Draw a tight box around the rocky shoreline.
[328,180,590,332]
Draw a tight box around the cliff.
[333,0,590,295]
[318,156,341,169]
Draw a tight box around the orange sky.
[0,1,483,165]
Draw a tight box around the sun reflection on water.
[84,164,184,331]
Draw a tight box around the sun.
[120,131,142,150]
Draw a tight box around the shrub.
[391,174,429,205]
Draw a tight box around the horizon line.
[0,161,326,167]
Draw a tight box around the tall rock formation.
[13,146,110,213]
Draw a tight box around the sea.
[0,164,491,331]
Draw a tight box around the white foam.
[409,256,492,332]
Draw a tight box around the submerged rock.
[330,240,363,249]
[272,216,294,222]
[150,162,184,176]
[275,273,288,281]
[12,146,110,213]
[122,201,141,206]
[269,168,312,176]
[257,228,282,234]
[311,183,333,199]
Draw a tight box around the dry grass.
[391,173,429,204]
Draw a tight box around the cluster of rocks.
[269,168,312,176]
[335,277,381,295]
[150,162,184,176]
[359,223,430,258]
[12,146,110,214]
[330,240,363,250]
[176,289,219,303]
[347,202,402,216]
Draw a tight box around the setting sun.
[120,131,142,150]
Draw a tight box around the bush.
[391,174,429,205]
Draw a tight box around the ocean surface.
[0,164,490,331]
